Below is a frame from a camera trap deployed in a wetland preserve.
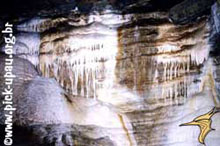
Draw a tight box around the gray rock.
[0,124,115,146]
[0,54,39,90]
[169,0,215,24]
[212,3,220,34]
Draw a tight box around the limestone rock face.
[0,1,220,146]
[14,9,218,146]
[0,124,115,146]
[37,12,212,105]
[210,2,220,102]
[0,33,40,67]
[0,54,39,87]
[169,0,215,24]
[212,3,220,34]
[0,55,133,146]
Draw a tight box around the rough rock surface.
[0,54,39,88]
[169,0,215,24]
[212,3,220,34]
[211,2,220,102]
[0,54,133,146]
[0,124,115,146]
[0,1,220,146]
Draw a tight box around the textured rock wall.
[0,0,220,146]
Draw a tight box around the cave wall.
[0,0,220,146]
